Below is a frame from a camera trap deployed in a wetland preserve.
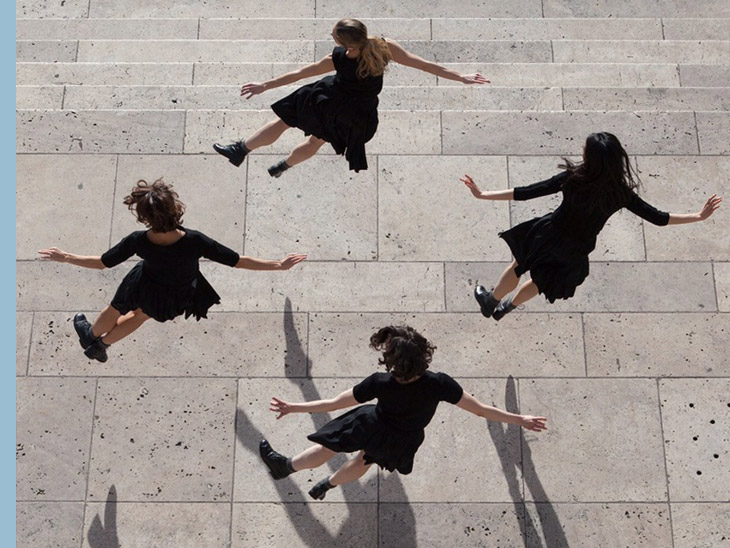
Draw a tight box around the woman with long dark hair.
[463,132,721,320]
[214,18,488,176]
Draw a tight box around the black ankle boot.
[73,313,97,349]
[213,141,248,167]
[267,160,290,178]
[474,286,500,318]
[84,338,109,362]
[492,297,517,321]
[259,439,294,480]
[308,477,334,500]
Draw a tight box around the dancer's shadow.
[488,377,568,548]
[87,485,120,548]
[234,298,417,547]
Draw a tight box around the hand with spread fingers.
[699,194,722,220]
[460,73,490,85]
[520,416,548,432]
[240,82,267,99]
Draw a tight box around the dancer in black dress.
[213,18,488,176]
[39,178,306,362]
[259,325,546,500]
[462,132,722,320]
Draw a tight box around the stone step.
[17,109,729,155]
[16,85,730,112]
[15,18,730,41]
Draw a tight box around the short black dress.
[100,228,240,322]
[500,171,670,302]
[271,46,384,172]
[308,371,464,474]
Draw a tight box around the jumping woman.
[258,325,546,500]
[462,132,722,320]
[38,178,307,362]
[213,18,488,176]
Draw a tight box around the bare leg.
[493,259,521,300]
[511,279,540,307]
[100,308,150,345]
[328,451,372,487]
[90,305,121,338]
[290,444,336,472]
[245,119,291,150]
[284,135,327,167]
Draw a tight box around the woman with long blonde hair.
[214,18,488,176]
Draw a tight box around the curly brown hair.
[369,325,436,382]
[123,178,185,232]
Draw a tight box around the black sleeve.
[331,46,343,68]
[437,373,464,405]
[625,192,670,226]
[353,373,380,403]
[513,171,569,201]
[101,232,140,268]
[196,232,240,267]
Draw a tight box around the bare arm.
[38,247,106,269]
[235,253,307,271]
[269,389,359,419]
[240,55,335,99]
[456,391,547,432]
[386,39,489,84]
[667,194,722,225]
[460,174,514,200]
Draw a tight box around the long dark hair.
[369,325,436,382]
[123,178,185,232]
[333,18,391,79]
[559,132,639,214]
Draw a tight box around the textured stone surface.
[663,19,730,40]
[680,64,730,87]
[16,86,63,109]
[16,40,77,62]
[16,62,194,86]
[543,0,730,18]
[716,262,730,312]
[89,0,314,18]
[697,112,730,155]
[16,502,85,548]
[563,87,730,111]
[553,40,730,64]
[316,0,542,18]
[659,379,730,502]
[672,503,730,548]
[16,312,32,376]
[17,0,89,17]
[17,18,199,40]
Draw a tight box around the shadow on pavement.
[87,485,120,548]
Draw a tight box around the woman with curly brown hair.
[258,325,546,501]
[38,178,306,363]
[213,18,488,176]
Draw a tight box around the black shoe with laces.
[84,339,109,362]
[259,439,292,480]
[73,313,97,349]
[267,160,290,178]
[213,141,247,167]
[474,286,499,318]
[308,477,334,501]
[492,297,517,321]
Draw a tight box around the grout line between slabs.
[693,110,702,154]
[710,262,720,312]
[242,155,249,255]
[580,313,588,377]
[86,0,91,18]
[305,312,311,378]
[228,379,240,546]
[181,110,187,153]
[79,377,99,548]
[197,18,201,40]
[108,155,120,248]
[661,18,666,40]
[24,312,35,376]
[656,379,676,548]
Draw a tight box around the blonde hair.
[333,18,392,79]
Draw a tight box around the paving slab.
[715,262,730,312]
[17,154,117,260]
[445,262,716,313]
[663,19,730,40]
[563,87,730,112]
[16,40,77,62]
[244,155,377,261]
[16,62,194,86]
[507,156,646,261]
[231,503,378,548]
[17,110,186,154]
[637,156,730,261]
[553,40,730,64]
[27,311,308,377]
[235,378,378,503]
[584,313,730,377]
[671,502,730,548]
[315,0,543,18]
[17,0,89,17]
[16,502,85,548]
[16,377,96,500]
[697,112,730,155]
[82,500,230,548]
[519,379,667,502]
[89,0,314,18]
[379,503,525,548]
[16,18,199,40]
[307,312,585,378]
[659,379,730,502]
[378,155,510,261]
[543,0,730,18]
[87,377,237,501]
[16,312,32,376]
[16,86,63,109]
[442,111,699,156]
[193,62,277,86]
[679,64,730,87]
[524,503,672,546]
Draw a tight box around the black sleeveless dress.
[271,46,384,172]
[100,229,240,322]
[501,171,670,302]
[308,371,464,474]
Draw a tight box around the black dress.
[308,371,464,474]
[271,46,383,172]
[500,171,670,302]
[100,228,240,322]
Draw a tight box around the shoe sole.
[473,287,494,318]
[84,349,108,363]
[213,144,244,167]
[73,314,97,349]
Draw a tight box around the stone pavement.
[16,2,730,547]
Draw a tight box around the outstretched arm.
[240,55,335,99]
[386,39,489,84]
[667,194,722,225]
[269,389,359,419]
[235,253,307,271]
[38,247,106,269]
[460,174,514,200]
[456,391,547,432]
